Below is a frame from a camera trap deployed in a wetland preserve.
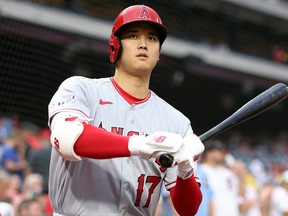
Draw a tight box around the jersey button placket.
[129,105,135,125]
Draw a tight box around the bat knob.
[160,154,174,168]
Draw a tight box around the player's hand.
[128,131,183,160]
[173,134,205,179]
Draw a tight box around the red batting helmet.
[109,5,168,63]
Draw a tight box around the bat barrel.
[160,83,288,168]
[200,83,288,142]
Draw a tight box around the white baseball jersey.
[269,186,288,216]
[201,164,240,216]
[48,76,199,216]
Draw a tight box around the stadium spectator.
[195,162,214,216]
[6,174,22,211]
[0,128,31,182]
[0,169,12,201]
[230,160,262,216]
[260,170,288,216]
[20,121,41,151]
[200,140,241,216]
[21,173,44,200]
[0,114,9,145]
[0,169,15,215]
[29,129,51,194]
[15,173,52,215]
[17,197,47,216]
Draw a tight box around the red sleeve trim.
[74,123,131,159]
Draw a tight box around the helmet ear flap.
[109,36,122,63]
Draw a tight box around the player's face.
[117,22,160,77]
[209,149,226,165]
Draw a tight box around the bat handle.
[159,154,174,168]
[159,134,206,168]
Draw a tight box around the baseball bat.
[160,82,288,168]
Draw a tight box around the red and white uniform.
[48,76,200,216]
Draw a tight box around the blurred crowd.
[0,114,52,216]
[156,136,288,216]
[0,113,288,216]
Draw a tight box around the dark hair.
[204,140,226,152]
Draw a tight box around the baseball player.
[48,5,205,216]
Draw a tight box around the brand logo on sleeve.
[99,99,113,105]
[50,95,76,107]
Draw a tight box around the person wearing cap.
[200,140,241,216]
[48,4,205,216]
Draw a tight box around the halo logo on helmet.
[109,5,168,63]
[139,5,151,20]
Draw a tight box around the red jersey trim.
[110,77,151,105]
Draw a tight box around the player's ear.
[109,36,122,63]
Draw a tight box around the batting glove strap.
[177,161,194,179]
[128,131,183,160]
[173,134,204,179]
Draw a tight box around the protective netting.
[0,17,113,127]
[0,0,287,136]
[1,2,288,215]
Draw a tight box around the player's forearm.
[170,175,202,216]
[50,115,185,161]
[74,123,131,159]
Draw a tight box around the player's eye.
[129,34,137,39]
[148,36,157,41]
